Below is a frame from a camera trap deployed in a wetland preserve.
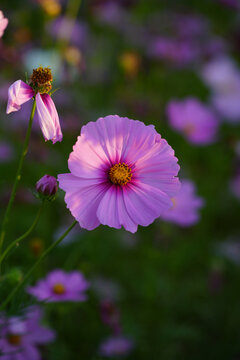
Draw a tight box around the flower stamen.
[109,163,132,186]
[53,283,65,295]
[30,66,53,94]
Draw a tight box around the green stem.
[0,220,78,310]
[0,203,44,265]
[0,99,37,256]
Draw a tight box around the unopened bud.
[36,174,58,201]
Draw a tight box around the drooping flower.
[58,115,180,233]
[99,336,134,357]
[36,174,58,200]
[0,10,8,38]
[6,66,62,144]
[0,306,55,360]
[166,98,219,145]
[161,179,204,227]
[27,269,89,302]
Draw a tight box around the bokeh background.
[1,0,240,359]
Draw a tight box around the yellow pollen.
[7,334,22,346]
[30,66,53,94]
[109,163,132,186]
[53,283,65,295]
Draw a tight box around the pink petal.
[6,80,34,114]
[0,11,8,37]
[97,186,137,233]
[123,182,173,227]
[36,93,62,144]
[62,179,109,230]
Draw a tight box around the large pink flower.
[6,71,62,144]
[0,10,8,38]
[58,115,180,233]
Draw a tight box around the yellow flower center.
[53,283,66,295]
[30,66,53,94]
[7,334,22,346]
[109,163,132,186]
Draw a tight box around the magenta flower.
[27,269,89,302]
[0,10,8,38]
[167,98,219,145]
[161,179,204,227]
[99,336,134,357]
[58,115,180,233]
[0,306,55,360]
[6,67,62,144]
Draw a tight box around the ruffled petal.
[6,80,34,114]
[36,93,62,144]
[123,182,173,227]
[97,185,137,233]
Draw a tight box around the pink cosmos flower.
[166,98,219,145]
[58,115,180,233]
[27,269,89,302]
[0,306,55,360]
[161,179,204,227]
[99,336,134,357]
[0,11,8,38]
[6,67,62,144]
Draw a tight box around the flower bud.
[36,175,58,201]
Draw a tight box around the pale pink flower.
[0,11,8,38]
[6,68,62,144]
[58,115,180,233]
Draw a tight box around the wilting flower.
[6,66,62,144]
[27,269,89,302]
[58,115,180,233]
[0,306,55,360]
[161,179,204,227]
[36,174,58,200]
[167,98,219,145]
[0,10,8,38]
[99,336,134,357]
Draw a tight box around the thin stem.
[0,203,44,265]
[0,220,78,310]
[0,99,37,256]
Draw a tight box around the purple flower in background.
[161,179,204,227]
[99,336,134,357]
[0,141,14,163]
[201,57,240,122]
[27,269,89,302]
[36,174,58,200]
[47,17,88,48]
[58,115,180,233]
[6,67,62,143]
[0,306,55,360]
[167,98,219,145]
[0,10,8,38]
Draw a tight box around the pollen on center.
[109,163,132,186]
[53,283,66,295]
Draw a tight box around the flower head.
[58,115,180,233]
[0,306,55,360]
[99,336,134,357]
[27,269,89,302]
[36,174,58,200]
[0,10,8,38]
[167,98,219,145]
[6,67,62,144]
[161,179,204,227]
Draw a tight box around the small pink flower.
[27,269,89,302]
[166,98,219,145]
[0,10,8,38]
[58,115,180,233]
[161,179,204,227]
[6,67,62,144]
